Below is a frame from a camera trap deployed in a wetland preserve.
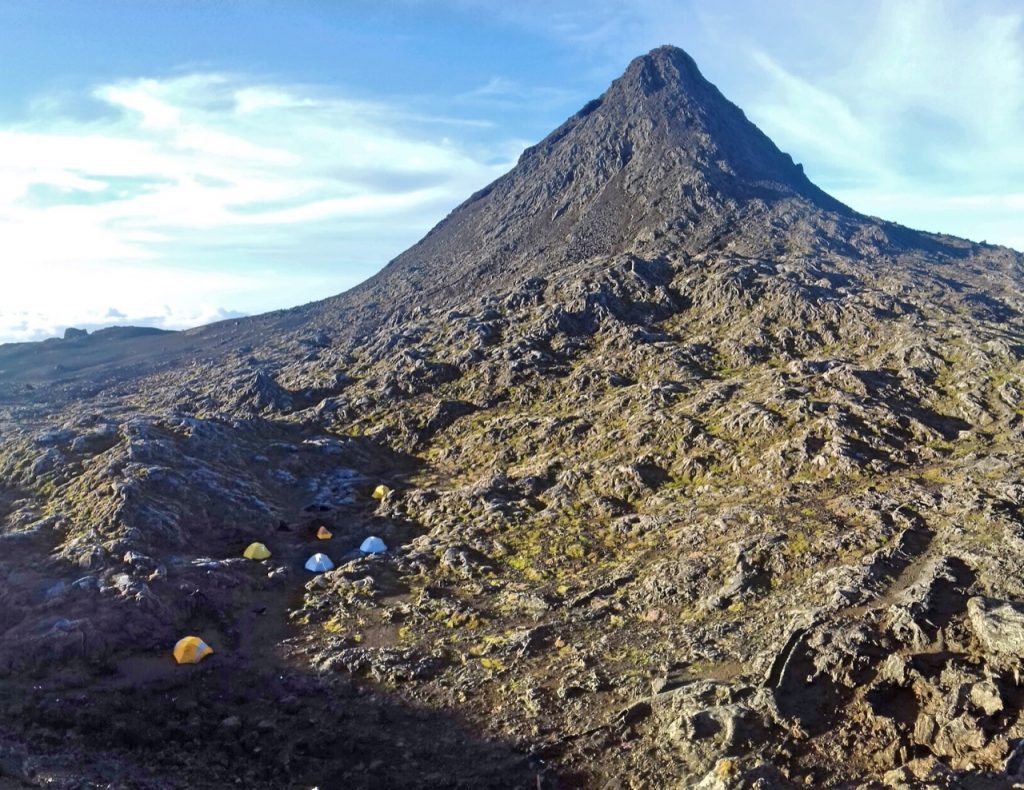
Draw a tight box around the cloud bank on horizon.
[0,0,1021,344]
[0,70,520,343]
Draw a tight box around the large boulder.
[966,596,1024,655]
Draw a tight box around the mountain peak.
[355,44,848,304]
[619,44,706,95]
[590,45,837,203]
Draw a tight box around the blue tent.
[305,553,334,572]
[360,536,388,554]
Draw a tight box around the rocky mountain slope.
[3,45,1024,788]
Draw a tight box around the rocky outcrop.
[967,596,1024,655]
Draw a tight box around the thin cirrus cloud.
[709,1,1024,250]
[0,72,519,344]
[741,0,1024,249]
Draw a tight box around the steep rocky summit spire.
[357,45,845,303]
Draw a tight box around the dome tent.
[360,536,387,554]
[243,542,272,560]
[173,636,213,665]
[316,526,333,540]
[305,553,334,572]
[371,484,391,500]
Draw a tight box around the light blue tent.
[360,536,388,554]
[305,553,334,572]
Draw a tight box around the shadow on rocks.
[0,655,544,789]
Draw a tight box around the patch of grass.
[480,657,506,672]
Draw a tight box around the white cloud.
[836,189,1024,252]
[745,50,884,184]
[458,76,578,109]
[0,72,519,344]
[0,260,350,344]
[740,1,1024,249]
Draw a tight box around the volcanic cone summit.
[357,45,847,305]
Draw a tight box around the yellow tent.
[372,484,391,500]
[243,542,271,560]
[316,526,333,540]
[173,636,213,665]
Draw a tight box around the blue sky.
[1,0,1022,343]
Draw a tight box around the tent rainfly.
[173,636,213,665]
[243,542,272,560]
[360,536,388,554]
[371,484,391,500]
[305,553,334,573]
